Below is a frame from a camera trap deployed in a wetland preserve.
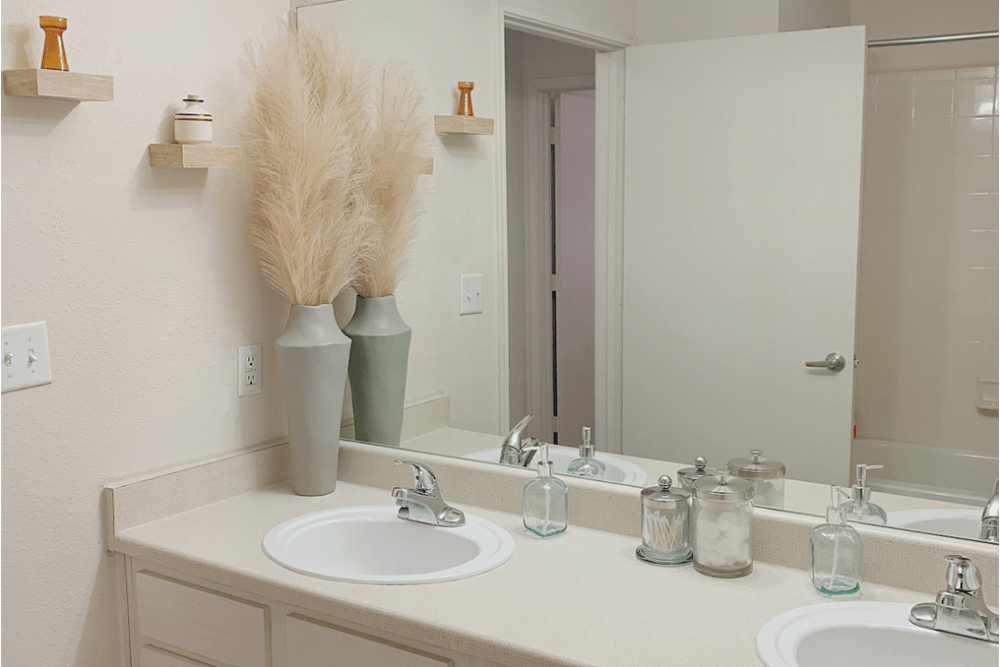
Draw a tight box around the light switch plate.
[460,274,484,315]
[238,344,262,396]
[2,322,52,393]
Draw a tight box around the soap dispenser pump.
[567,426,606,480]
[809,485,864,595]
[841,464,888,525]
[522,444,569,538]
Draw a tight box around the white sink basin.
[757,602,998,667]
[464,445,647,485]
[887,508,984,540]
[262,505,514,584]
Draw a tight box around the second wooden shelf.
[434,115,494,135]
[149,144,242,169]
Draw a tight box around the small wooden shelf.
[3,69,113,101]
[433,115,494,135]
[417,157,434,175]
[149,144,242,169]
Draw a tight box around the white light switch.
[238,344,262,396]
[2,322,52,393]
[460,274,483,315]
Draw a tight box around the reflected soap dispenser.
[567,426,606,480]
[523,444,569,538]
[841,464,888,526]
[810,486,863,595]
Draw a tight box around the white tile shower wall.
[855,65,999,458]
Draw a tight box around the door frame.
[522,76,596,443]
[501,6,628,451]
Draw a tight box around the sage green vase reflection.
[343,295,412,446]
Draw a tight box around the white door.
[622,27,867,485]
[555,92,596,447]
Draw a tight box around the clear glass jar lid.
[677,456,718,488]
[640,475,689,509]
[692,473,755,501]
[727,449,786,480]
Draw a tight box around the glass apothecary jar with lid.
[728,449,786,509]
[636,475,692,566]
[691,474,754,578]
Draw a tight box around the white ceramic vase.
[275,304,351,496]
[173,94,213,145]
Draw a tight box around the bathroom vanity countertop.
[112,480,927,667]
[403,427,976,519]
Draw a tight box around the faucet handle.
[395,460,438,493]
[945,555,982,595]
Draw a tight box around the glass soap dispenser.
[522,444,569,538]
[567,426,606,480]
[841,463,887,525]
[810,485,863,595]
[637,475,693,566]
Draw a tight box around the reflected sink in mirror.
[262,505,514,584]
[887,508,985,541]
[464,445,648,485]
[757,602,998,667]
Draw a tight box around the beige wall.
[1,2,290,665]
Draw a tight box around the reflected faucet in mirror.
[981,479,998,543]
[499,415,539,467]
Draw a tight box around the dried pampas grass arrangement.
[245,23,427,305]
[356,64,428,298]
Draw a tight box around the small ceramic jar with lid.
[691,474,754,578]
[636,475,692,566]
[677,456,718,491]
[728,449,786,509]
[174,94,213,144]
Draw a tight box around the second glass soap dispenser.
[567,426,606,480]
[523,444,569,538]
[810,485,863,595]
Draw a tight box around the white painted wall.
[854,65,999,456]
[1,2,290,665]
[635,0,779,45]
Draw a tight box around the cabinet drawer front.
[286,615,453,667]
[135,571,268,667]
[139,645,213,667]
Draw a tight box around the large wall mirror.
[298,0,999,545]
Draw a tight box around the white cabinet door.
[134,571,268,667]
[286,614,453,667]
[622,27,867,484]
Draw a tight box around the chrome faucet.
[499,414,539,467]
[391,460,465,527]
[980,478,998,543]
[909,555,998,643]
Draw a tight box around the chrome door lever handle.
[805,353,846,373]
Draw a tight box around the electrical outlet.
[238,344,262,396]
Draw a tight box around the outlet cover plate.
[238,344,262,396]
[2,322,52,393]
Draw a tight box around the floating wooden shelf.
[417,157,434,175]
[149,144,242,169]
[433,115,494,135]
[2,69,113,101]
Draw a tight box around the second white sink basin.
[887,508,984,540]
[757,601,998,667]
[464,445,648,485]
[263,505,514,585]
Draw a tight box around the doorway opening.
[505,29,597,448]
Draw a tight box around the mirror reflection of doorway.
[505,29,597,446]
